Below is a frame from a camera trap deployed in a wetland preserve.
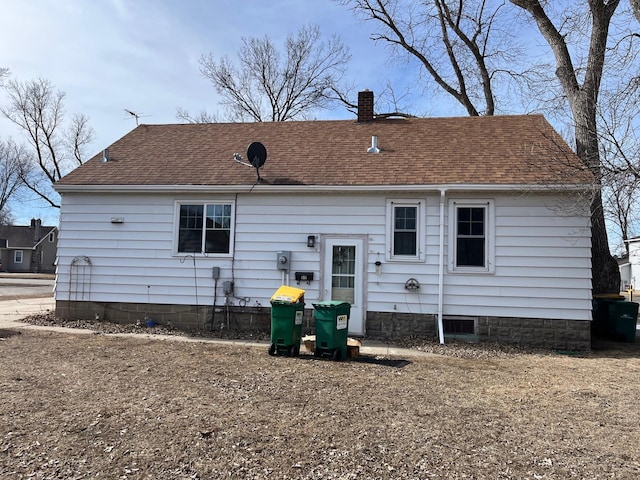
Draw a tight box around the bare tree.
[347,0,628,293]
[598,83,640,253]
[0,78,93,208]
[0,138,27,223]
[509,0,624,293]
[603,170,639,254]
[598,79,640,182]
[175,107,220,124]
[633,0,640,21]
[344,0,531,116]
[331,80,418,118]
[0,209,13,225]
[187,24,350,122]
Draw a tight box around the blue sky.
[2,0,625,242]
[1,0,444,225]
[0,0,436,151]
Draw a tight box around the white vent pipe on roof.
[367,135,381,153]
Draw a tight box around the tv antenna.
[233,141,267,182]
[124,109,149,126]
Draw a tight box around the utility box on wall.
[276,251,291,270]
[295,272,314,284]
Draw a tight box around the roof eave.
[54,183,596,194]
[33,227,58,248]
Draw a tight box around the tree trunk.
[571,91,620,294]
[510,0,621,294]
[565,5,620,295]
[632,0,640,22]
[590,193,621,294]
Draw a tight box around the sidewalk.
[0,296,56,326]
[0,295,433,358]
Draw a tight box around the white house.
[53,92,594,349]
[620,237,640,291]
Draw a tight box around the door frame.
[322,235,366,336]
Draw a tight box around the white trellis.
[69,256,92,303]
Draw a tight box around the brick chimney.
[357,90,374,123]
[31,218,42,243]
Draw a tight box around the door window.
[331,245,355,304]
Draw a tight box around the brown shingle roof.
[56,115,593,188]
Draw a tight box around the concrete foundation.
[55,300,591,350]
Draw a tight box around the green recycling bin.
[312,301,351,361]
[269,285,305,356]
[608,301,639,343]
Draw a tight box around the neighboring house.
[0,219,58,274]
[53,91,594,349]
[618,254,630,290]
[620,236,640,291]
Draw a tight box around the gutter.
[54,183,596,194]
[437,188,446,345]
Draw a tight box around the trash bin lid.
[270,285,305,303]
[312,301,351,308]
[593,294,625,300]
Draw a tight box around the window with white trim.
[448,199,494,273]
[14,250,23,264]
[48,231,55,242]
[386,199,425,261]
[176,202,234,255]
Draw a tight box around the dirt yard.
[1,324,640,479]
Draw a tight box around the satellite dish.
[247,142,267,168]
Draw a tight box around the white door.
[323,237,365,336]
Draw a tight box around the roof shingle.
[56,115,593,188]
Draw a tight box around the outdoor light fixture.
[307,235,316,248]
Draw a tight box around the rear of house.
[53,98,594,349]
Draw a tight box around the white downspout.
[437,189,446,344]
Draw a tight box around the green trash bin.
[269,285,305,357]
[312,301,350,361]
[608,301,639,343]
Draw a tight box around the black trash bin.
[592,294,625,337]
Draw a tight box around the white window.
[175,202,235,255]
[14,250,23,264]
[448,199,495,273]
[386,199,425,261]
[48,232,55,242]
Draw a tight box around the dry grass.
[1,328,640,479]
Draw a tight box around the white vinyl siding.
[442,194,591,320]
[627,239,640,291]
[55,191,592,322]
